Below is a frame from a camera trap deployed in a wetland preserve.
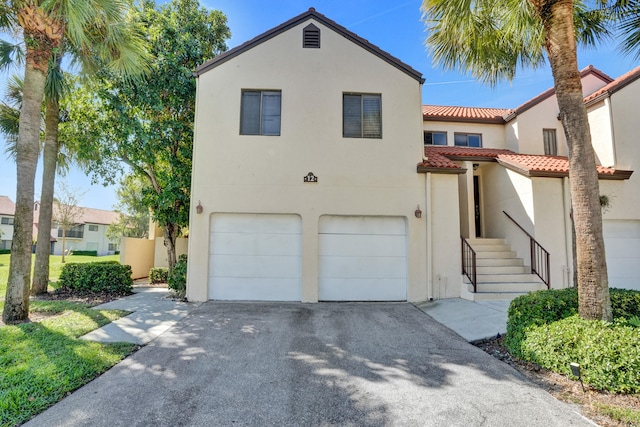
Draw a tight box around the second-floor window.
[424,131,447,145]
[88,225,99,232]
[454,133,482,148]
[543,129,557,155]
[240,90,281,136]
[1,217,14,225]
[58,224,84,239]
[343,93,382,139]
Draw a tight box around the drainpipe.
[562,177,572,288]
[426,172,434,300]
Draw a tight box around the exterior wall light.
[196,201,203,214]
[415,205,422,218]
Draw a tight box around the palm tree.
[422,0,613,321]
[2,1,149,323]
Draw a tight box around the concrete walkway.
[80,287,199,345]
[415,298,511,342]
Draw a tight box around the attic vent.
[303,24,320,48]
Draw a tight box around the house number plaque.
[304,172,318,183]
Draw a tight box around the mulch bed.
[476,336,640,427]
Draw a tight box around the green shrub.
[58,261,133,295]
[70,250,98,256]
[149,267,168,284]
[168,254,187,298]
[610,288,640,319]
[0,249,10,254]
[520,315,640,393]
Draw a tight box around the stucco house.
[0,195,15,251]
[35,201,122,256]
[187,8,638,302]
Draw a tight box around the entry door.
[473,176,481,238]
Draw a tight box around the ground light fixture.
[570,362,586,392]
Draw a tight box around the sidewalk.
[415,298,510,342]
[80,287,200,345]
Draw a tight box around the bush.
[58,261,133,295]
[70,250,98,256]
[0,249,10,254]
[168,254,187,298]
[149,267,168,284]
[519,315,640,393]
[506,287,640,393]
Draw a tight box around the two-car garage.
[208,214,408,301]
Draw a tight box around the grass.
[0,254,120,299]
[0,299,136,427]
[594,403,640,426]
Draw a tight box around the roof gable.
[584,65,640,106]
[0,196,15,216]
[194,8,424,83]
[50,203,121,225]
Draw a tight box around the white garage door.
[604,220,640,291]
[319,216,407,301]
[209,214,302,300]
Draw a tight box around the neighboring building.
[188,8,639,302]
[0,195,15,250]
[35,202,121,256]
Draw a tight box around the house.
[35,201,122,256]
[0,195,15,251]
[187,8,639,302]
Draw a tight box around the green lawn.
[0,300,136,427]
[0,254,120,299]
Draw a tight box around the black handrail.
[503,211,550,289]
[461,236,477,293]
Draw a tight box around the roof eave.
[417,165,467,174]
[423,116,506,125]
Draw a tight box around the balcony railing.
[57,230,84,239]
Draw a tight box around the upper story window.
[543,129,557,155]
[303,24,320,48]
[58,224,84,239]
[424,131,447,145]
[1,217,14,225]
[88,224,99,232]
[343,93,382,139]
[454,133,482,148]
[240,90,281,136]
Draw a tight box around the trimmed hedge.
[168,254,187,297]
[0,249,10,254]
[58,261,133,295]
[506,287,640,393]
[149,267,168,284]
[70,250,98,257]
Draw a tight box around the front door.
[473,176,481,237]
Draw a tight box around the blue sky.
[0,0,638,211]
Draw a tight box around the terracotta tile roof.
[0,195,15,215]
[583,65,640,105]
[497,154,633,180]
[195,8,424,83]
[51,203,120,225]
[417,147,633,180]
[422,105,512,124]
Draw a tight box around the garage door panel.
[211,213,300,234]
[210,254,301,278]
[319,278,406,301]
[319,216,406,235]
[604,238,640,258]
[603,221,640,238]
[211,233,301,256]
[319,234,406,257]
[319,256,407,279]
[211,278,301,301]
[604,220,640,291]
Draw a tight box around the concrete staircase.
[461,238,547,301]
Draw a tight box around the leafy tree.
[106,174,151,242]
[66,0,230,271]
[53,182,85,264]
[422,0,614,320]
[1,0,149,323]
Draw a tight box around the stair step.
[470,244,513,252]
[476,273,541,283]
[476,258,524,267]
[475,251,517,259]
[468,282,546,293]
[465,238,506,245]
[476,265,529,274]
[464,291,531,301]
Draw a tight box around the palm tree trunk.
[537,0,612,321]
[32,96,59,295]
[2,57,47,323]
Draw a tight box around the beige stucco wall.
[511,96,567,156]
[154,237,188,268]
[587,99,615,167]
[188,18,427,302]
[120,237,155,279]
[423,121,506,149]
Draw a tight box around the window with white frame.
[108,243,117,251]
[543,129,557,155]
[1,217,14,225]
[343,93,382,139]
[88,225,99,232]
[454,133,482,147]
[424,131,447,145]
[240,90,281,136]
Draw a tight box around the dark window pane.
[240,91,261,135]
[433,132,447,145]
[468,134,481,147]
[454,134,467,146]
[362,95,381,138]
[262,91,281,135]
[343,95,362,137]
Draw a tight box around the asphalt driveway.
[26,302,594,427]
